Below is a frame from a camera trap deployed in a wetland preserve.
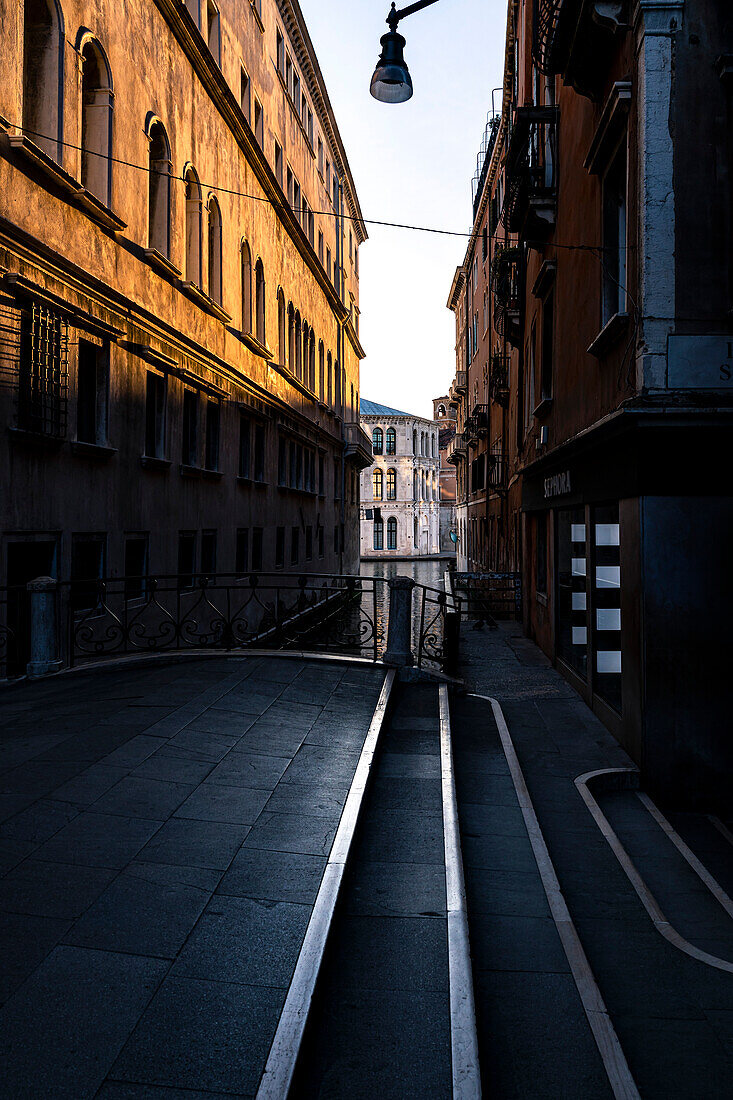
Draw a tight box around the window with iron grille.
[17,303,68,437]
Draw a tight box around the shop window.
[556,507,588,677]
[536,513,547,596]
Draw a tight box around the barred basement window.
[17,303,68,437]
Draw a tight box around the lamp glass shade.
[370,31,413,103]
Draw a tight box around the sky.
[298,0,507,420]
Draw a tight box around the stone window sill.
[232,329,273,360]
[71,441,117,459]
[533,396,553,419]
[140,455,171,471]
[179,281,232,323]
[587,312,629,359]
[237,476,268,488]
[179,464,202,478]
[145,248,182,279]
[8,427,64,449]
[202,468,223,481]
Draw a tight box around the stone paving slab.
[0,655,386,1097]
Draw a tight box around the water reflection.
[360,558,453,660]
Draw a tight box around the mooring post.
[26,576,62,679]
[383,575,415,667]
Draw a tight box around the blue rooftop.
[360,398,414,418]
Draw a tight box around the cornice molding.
[278,1,367,244]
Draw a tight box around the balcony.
[464,415,479,446]
[447,433,467,465]
[487,453,509,492]
[453,370,467,395]
[343,422,373,469]
[471,404,490,437]
[489,356,510,409]
[504,105,558,241]
[492,248,522,349]
[532,0,627,100]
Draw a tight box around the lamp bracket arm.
[387,0,441,31]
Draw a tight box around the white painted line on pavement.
[256,668,396,1100]
[439,685,482,1100]
[576,769,733,975]
[470,696,641,1100]
[637,792,733,921]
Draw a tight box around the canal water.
[360,557,455,660]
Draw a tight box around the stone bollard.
[26,577,62,678]
[383,576,415,667]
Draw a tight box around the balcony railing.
[470,404,490,438]
[504,106,558,239]
[489,356,510,408]
[487,453,509,492]
[343,421,373,469]
[531,0,624,99]
[447,433,467,464]
[492,248,522,347]
[453,370,467,395]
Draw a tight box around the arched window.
[387,517,397,550]
[255,259,266,345]
[241,240,252,332]
[414,516,418,547]
[413,470,417,500]
[318,341,325,401]
[80,38,113,205]
[386,468,396,500]
[373,517,384,551]
[372,467,383,500]
[385,427,396,455]
[294,312,302,379]
[432,433,436,457]
[278,288,286,365]
[309,331,316,392]
[412,428,417,454]
[438,404,446,418]
[372,427,383,455]
[287,303,295,369]
[327,352,333,406]
[23,0,63,161]
[148,120,171,257]
[207,196,222,304]
[184,166,202,286]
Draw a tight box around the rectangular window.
[536,513,547,595]
[275,526,285,568]
[317,137,324,175]
[251,526,263,571]
[481,225,488,262]
[145,372,166,458]
[276,29,284,75]
[254,422,265,482]
[182,390,198,467]
[602,140,628,325]
[318,230,324,265]
[18,304,68,437]
[318,452,325,495]
[293,72,300,111]
[333,457,341,499]
[235,528,249,575]
[318,526,324,558]
[326,248,332,281]
[540,288,554,403]
[178,531,196,589]
[293,179,301,222]
[206,1,220,64]
[204,401,220,471]
[285,54,293,97]
[286,166,294,207]
[201,529,217,577]
[305,525,313,561]
[76,339,108,446]
[240,67,251,124]
[307,108,313,148]
[278,436,287,486]
[274,140,283,188]
[124,535,148,601]
[333,524,339,553]
[239,416,251,478]
[70,534,106,611]
[290,526,299,564]
[326,160,331,194]
[253,98,264,146]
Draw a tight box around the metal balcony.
[453,370,467,395]
[471,404,490,437]
[447,433,467,465]
[489,356,510,408]
[343,422,374,469]
[487,453,509,492]
[504,106,558,240]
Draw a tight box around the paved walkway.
[0,656,385,1098]
[458,622,733,1099]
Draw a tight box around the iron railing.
[66,573,384,666]
[416,583,462,674]
[452,571,522,624]
[487,453,510,492]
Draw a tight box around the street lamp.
[370,0,441,104]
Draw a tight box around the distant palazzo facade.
[359,400,440,559]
